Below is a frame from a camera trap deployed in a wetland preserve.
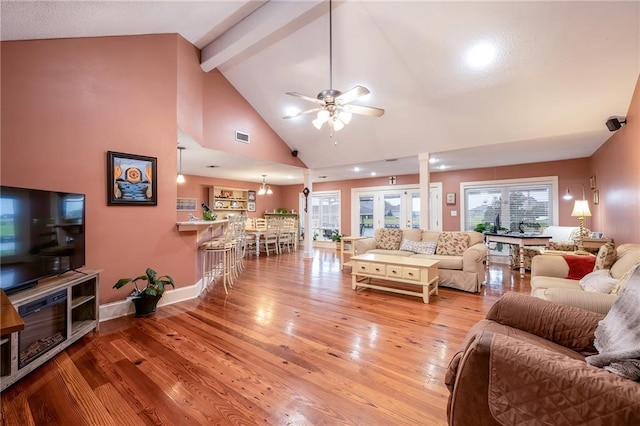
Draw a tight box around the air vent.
[235,131,250,143]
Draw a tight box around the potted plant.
[113,267,175,317]
[331,230,343,250]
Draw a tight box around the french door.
[352,185,441,237]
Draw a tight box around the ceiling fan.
[282,0,384,133]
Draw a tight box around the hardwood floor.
[1,249,530,425]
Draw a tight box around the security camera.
[606,116,626,132]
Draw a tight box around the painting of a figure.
[107,151,157,206]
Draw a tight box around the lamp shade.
[571,199,592,217]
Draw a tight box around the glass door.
[354,188,417,236]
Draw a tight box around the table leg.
[519,243,525,277]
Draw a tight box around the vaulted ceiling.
[2,1,639,184]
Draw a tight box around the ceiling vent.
[235,131,250,143]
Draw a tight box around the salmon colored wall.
[590,75,640,244]
[177,36,204,144]
[280,159,591,235]
[1,35,198,304]
[202,69,307,168]
[432,159,592,231]
[176,175,287,222]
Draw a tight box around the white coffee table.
[351,253,439,303]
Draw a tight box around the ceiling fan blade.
[335,85,370,104]
[285,92,324,105]
[345,104,385,117]
[282,107,323,119]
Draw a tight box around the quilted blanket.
[586,264,640,380]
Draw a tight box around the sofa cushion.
[402,229,423,241]
[594,243,616,271]
[610,245,640,279]
[579,270,619,294]
[399,239,437,255]
[421,230,441,242]
[375,228,403,250]
[411,254,463,270]
[436,232,470,256]
[466,231,484,246]
[366,249,414,257]
[610,262,640,295]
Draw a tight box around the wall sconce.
[176,146,186,184]
[258,174,273,195]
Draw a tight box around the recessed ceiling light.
[465,41,497,69]
[429,157,438,164]
[370,172,377,176]
[439,165,448,170]
[354,167,360,172]
[287,175,294,179]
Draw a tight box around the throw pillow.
[399,239,437,255]
[414,241,437,255]
[435,232,469,256]
[399,238,418,252]
[594,243,616,271]
[579,270,619,293]
[375,228,403,250]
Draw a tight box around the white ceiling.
[3,1,639,185]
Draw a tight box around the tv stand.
[0,270,100,391]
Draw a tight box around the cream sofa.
[530,243,640,314]
[353,229,488,293]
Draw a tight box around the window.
[461,177,558,232]
[310,191,340,241]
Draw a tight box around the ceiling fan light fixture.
[317,109,330,121]
[333,118,345,131]
[338,110,352,124]
[312,118,324,129]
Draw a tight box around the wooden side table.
[581,238,612,251]
[340,236,366,270]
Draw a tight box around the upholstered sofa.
[352,229,488,293]
[508,225,584,270]
[445,292,640,425]
[530,243,640,314]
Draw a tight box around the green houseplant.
[113,267,175,317]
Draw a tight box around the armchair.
[445,293,640,426]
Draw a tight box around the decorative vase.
[132,294,162,317]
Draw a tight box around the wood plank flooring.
[1,249,530,425]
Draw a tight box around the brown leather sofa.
[445,293,640,425]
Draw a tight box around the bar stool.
[200,222,235,294]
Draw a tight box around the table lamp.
[571,199,592,253]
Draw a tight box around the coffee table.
[350,253,439,303]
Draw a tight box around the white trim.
[459,176,559,230]
[429,182,443,231]
[351,183,420,192]
[99,279,204,322]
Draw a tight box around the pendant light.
[176,146,186,183]
[258,174,273,195]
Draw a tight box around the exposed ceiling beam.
[200,0,325,72]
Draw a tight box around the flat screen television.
[0,186,86,295]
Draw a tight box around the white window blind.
[463,181,554,232]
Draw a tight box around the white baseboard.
[99,279,205,322]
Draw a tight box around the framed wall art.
[589,175,596,190]
[593,190,599,205]
[446,192,456,205]
[247,202,256,212]
[248,190,256,202]
[176,197,197,211]
[107,151,157,206]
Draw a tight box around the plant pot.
[132,294,162,317]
